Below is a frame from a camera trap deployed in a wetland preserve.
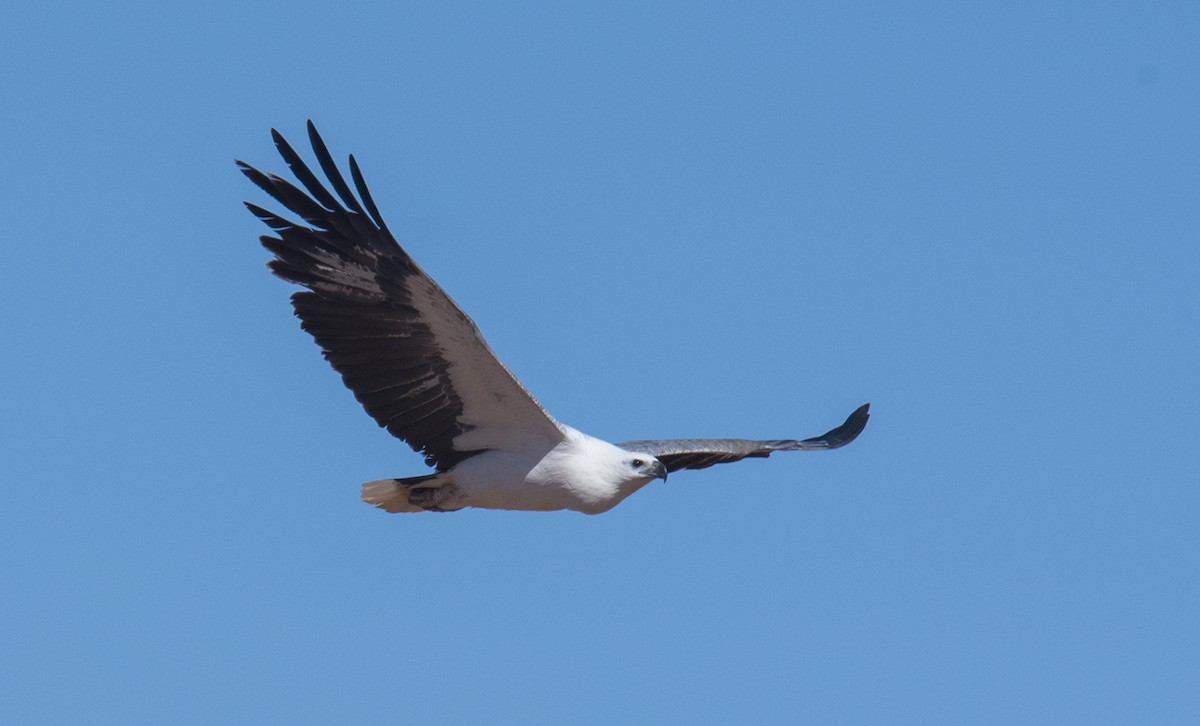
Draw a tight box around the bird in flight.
[239,122,869,514]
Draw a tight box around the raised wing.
[239,121,564,471]
[619,403,869,473]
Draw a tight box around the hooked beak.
[650,459,668,481]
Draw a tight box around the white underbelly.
[449,449,631,514]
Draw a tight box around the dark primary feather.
[620,403,870,473]
[239,121,559,471]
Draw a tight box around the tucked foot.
[408,483,462,512]
[362,474,461,513]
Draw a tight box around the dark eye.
[631,459,645,468]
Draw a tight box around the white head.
[535,427,668,514]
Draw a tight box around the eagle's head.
[625,454,668,482]
[537,428,668,514]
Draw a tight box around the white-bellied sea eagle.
[239,122,869,514]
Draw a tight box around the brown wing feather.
[240,121,563,470]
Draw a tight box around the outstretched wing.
[239,121,564,471]
[619,403,869,473]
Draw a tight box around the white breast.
[450,427,652,514]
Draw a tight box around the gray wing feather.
[620,403,869,473]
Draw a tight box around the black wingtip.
[800,402,870,450]
[348,153,390,233]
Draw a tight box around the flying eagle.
[239,122,869,514]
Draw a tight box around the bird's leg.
[408,482,461,511]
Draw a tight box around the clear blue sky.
[2,2,1197,723]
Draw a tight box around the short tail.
[361,473,454,513]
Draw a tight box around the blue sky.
[2,1,1197,723]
